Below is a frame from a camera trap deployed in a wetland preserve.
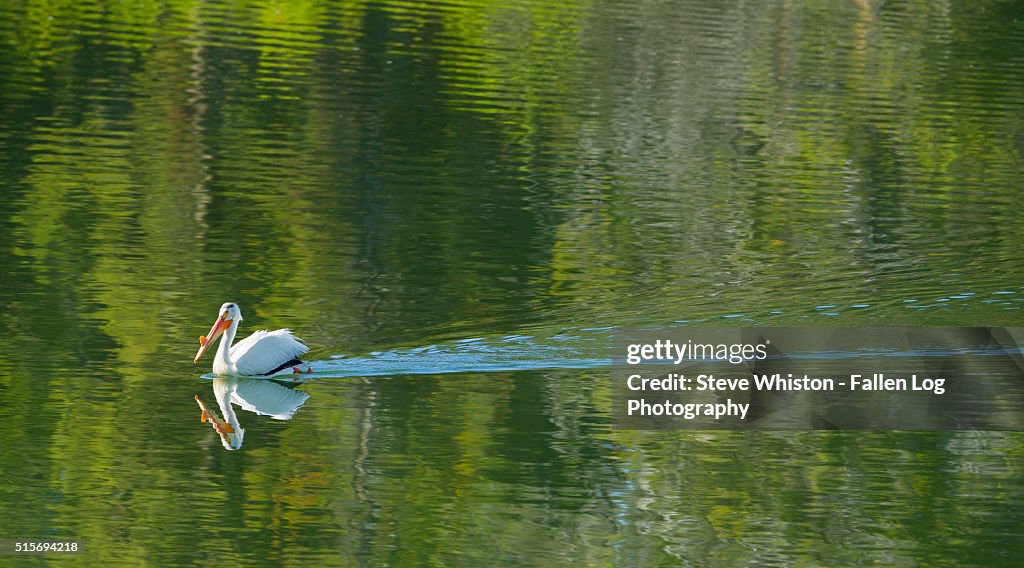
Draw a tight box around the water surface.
[1,0,1023,565]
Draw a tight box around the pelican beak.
[193,313,233,363]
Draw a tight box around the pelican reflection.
[195,376,312,450]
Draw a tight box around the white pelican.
[193,302,311,376]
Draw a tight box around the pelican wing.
[229,329,309,376]
[231,379,311,420]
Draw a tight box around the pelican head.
[194,302,243,364]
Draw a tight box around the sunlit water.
[2,0,1024,565]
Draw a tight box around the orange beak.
[193,313,232,364]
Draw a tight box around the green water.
[2,0,1024,565]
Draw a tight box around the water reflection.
[195,377,312,450]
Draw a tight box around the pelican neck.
[215,318,241,370]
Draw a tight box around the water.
[2,0,1024,565]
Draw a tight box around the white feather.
[230,378,310,420]
[229,329,308,376]
[200,303,312,377]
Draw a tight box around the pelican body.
[194,303,309,376]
